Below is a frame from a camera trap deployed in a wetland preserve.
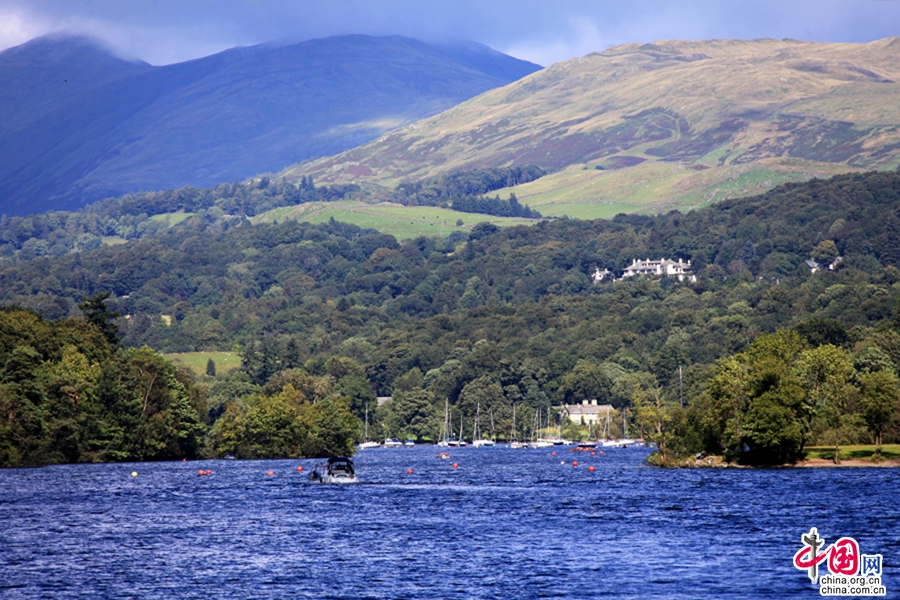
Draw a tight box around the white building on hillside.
[621,258,694,281]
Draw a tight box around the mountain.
[289,37,900,217]
[0,34,541,215]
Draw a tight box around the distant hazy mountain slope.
[0,34,541,215]
[290,37,900,214]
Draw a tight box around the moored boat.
[384,438,403,448]
[571,441,598,452]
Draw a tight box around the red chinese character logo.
[793,529,861,584]
[828,538,859,576]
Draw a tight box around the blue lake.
[1,446,896,599]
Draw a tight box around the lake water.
[1,445,896,599]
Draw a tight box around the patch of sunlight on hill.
[163,351,242,377]
[500,159,866,218]
[148,212,195,227]
[251,201,539,239]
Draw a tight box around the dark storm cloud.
[1,0,898,66]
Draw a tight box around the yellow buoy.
[131,472,138,477]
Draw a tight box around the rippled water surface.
[1,446,897,599]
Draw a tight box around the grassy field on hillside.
[252,201,539,239]
[148,212,195,226]
[163,351,242,377]
[500,159,863,218]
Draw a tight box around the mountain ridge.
[288,37,900,217]
[0,34,541,215]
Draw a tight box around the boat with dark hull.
[309,457,359,484]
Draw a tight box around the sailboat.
[359,405,381,449]
[472,402,495,447]
[509,404,526,448]
[529,406,553,448]
[437,399,451,447]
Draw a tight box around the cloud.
[0,0,899,66]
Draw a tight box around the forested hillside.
[3,170,900,465]
[0,166,545,259]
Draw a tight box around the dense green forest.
[3,170,900,466]
[0,299,359,467]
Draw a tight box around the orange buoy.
[205,469,211,475]
[267,471,274,476]
[452,463,458,469]
[198,470,204,476]
[551,451,556,456]
[572,461,578,467]
[183,458,187,462]
[407,469,413,474]
[590,452,595,456]
[296,466,303,472]
[599,451,604,455]
[588,465,595,472]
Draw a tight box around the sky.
[0,0,898,67]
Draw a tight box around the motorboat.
[437,451,451,459]
[309,457,358,484]
[602,438,640,448]
[404,439,415,447]
[528,439,554,449]
[571,441,598,452]
[384,438,403,448]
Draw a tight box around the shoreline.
[792,457,900,468]
[671,455,900,468]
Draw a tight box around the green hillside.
[287,37,900,218]
[5,171,900,466]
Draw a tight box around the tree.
[206,358,217,377]
[557,363,612,405]
[632,386,675,466]
[857,370,900,459]
[78,292,120,346]
[794,345,855,464]
[383,389,438,441]
[704,356,749,455]
[128,347,206,460]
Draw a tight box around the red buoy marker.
[407,469,413,474]
[588,466,595,472]
[267,471,274,476]
[552,451,556,456]
[198,470,204,476]
[572,461,578,467]
[296,466,303,472]
[452,463,458,469]
[205,469,212,475]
